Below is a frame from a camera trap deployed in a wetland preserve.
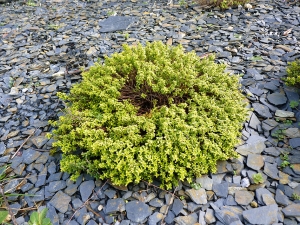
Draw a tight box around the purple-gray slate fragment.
[99,16,137,33]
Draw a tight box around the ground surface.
[0,0,300,224]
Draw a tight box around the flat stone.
[199,211,206,225]
[149,198,164,207]
[214,208,243,225]
[22,149,41,164]
[49,191,71,213]
[289,138,300,148]
[212,182,228,198]
[31,136,48,148]
[247,154,264,170]
[247,68,262,80]
[79,180,95,202]
[291,164,300,175]
[99,16,137,32]
[185,188,207,205]
[264,162,279,180]
[236,135,266,156]
[256,188,273,205]
[125,201,151,223]
[252,103,272,118]
[0,142,5,155]
[279,171,290,184]
[267,92,287,105]
[264,147,281,157]
[196,175,213,190]
[104,189,116,199]
[174,212,198,225]
[262,194,276,205]
[282,204,300,217]
[165,211,175,224]
[243,204,278,224]
[105,198,125,214]
[235,191,254,205]
[284,128,300,138]
[171,198,184,216]
[48,181,67,193]
[35,166,47,187]
[148,212,164,225]
[275,110,295,118]
[275,189,291,206]
[249,112,261,129]
[205,208,216,224]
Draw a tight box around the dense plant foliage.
[284,60,300,86]
[50,41,247,189]
[196,0,251,9]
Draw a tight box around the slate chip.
[105,198,125,214]
[243,204,278,224]
[99,16,137,32]
[125,201,151,223]
[49,191,71,213]
[212,182,228,198]
[79,180,95,202]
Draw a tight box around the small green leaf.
[30,211,39,223]
[42,218,52,225]
[0,211,9,223]
[39,208,48,224]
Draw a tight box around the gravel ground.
[0,0,300,224]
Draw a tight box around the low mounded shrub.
[284,60,300,86]
[50,41,247,189]
[196,0,250,9]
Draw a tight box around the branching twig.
[67,179,108,225]
[11,130,35,159]
[0,186,17,225]
[161,186,177,225]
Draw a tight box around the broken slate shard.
[99,16,137,32]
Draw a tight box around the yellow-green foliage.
[284,60,300,86]
[50,41,247,189]
[196,0,250,9]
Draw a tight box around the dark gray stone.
[149,198,164,207]
[22,149,41,164]
[104,189,116,199]
[214,208,243,225]
[264,162,279,180]
[212,182,228,198]
[187,202,201,212]
[171,198,184,216]
[49,191,71,213]
[256,188,273,205]
[289,138,300,148]
[105,198,125,214]
[35,166,47,187]
[282,204,300,217]
[165,211,175,224]
[234,191,254,205]
[267,92,287,105]
[275,189,290,206]
[174,212,198,225]
[72,198,83,209]
[99,16,137,32]
[125,201,151,223]
[236,135,266,156]
[225,195,237,206]
[148,212,164,225]
[0,142,5,155]
[48,181,67,193]
[79,180,95,202]
[252,103,272,118]
[185,188,207,204]
[243,204,278,224]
